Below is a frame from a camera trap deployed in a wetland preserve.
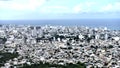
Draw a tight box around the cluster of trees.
[0,37,7,44]
[21,61,86,68]
[0,51,19,67]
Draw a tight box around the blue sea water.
[0,19,120,30]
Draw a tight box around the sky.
[0,0,120,20]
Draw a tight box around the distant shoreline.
[0,19,120,30]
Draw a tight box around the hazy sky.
[0,0,120,20]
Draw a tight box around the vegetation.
[0,37,7,44]
[0,51,19,67]
[21,61,86,68]
[108,45,114,49]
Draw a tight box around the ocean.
[0,19,120,30]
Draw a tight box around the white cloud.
[73,4,82,13]
[73,2,96,13]
[100,2,120,12]
[40,6,71,13]
[0,0,46,11]
[73,2,120,13]
[112,2,120,11]
[85,2,96,7]
[101,4,112,11]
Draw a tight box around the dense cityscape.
[0,25,120,68]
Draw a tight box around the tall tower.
[105,33,108,40]
[95,34,99,39]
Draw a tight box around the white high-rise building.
[95,34,99,39]
[79,34,84,40]
[105,34,108,40]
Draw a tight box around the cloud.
[40,6,71,13]
[73,4,82,13]
[0,0,46,11]
[0,0,47,20]
[73,2,96,13]
[100,2,120,12]
[0,0,120,18]
[73,2,120,13]
[101,4,112,11]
